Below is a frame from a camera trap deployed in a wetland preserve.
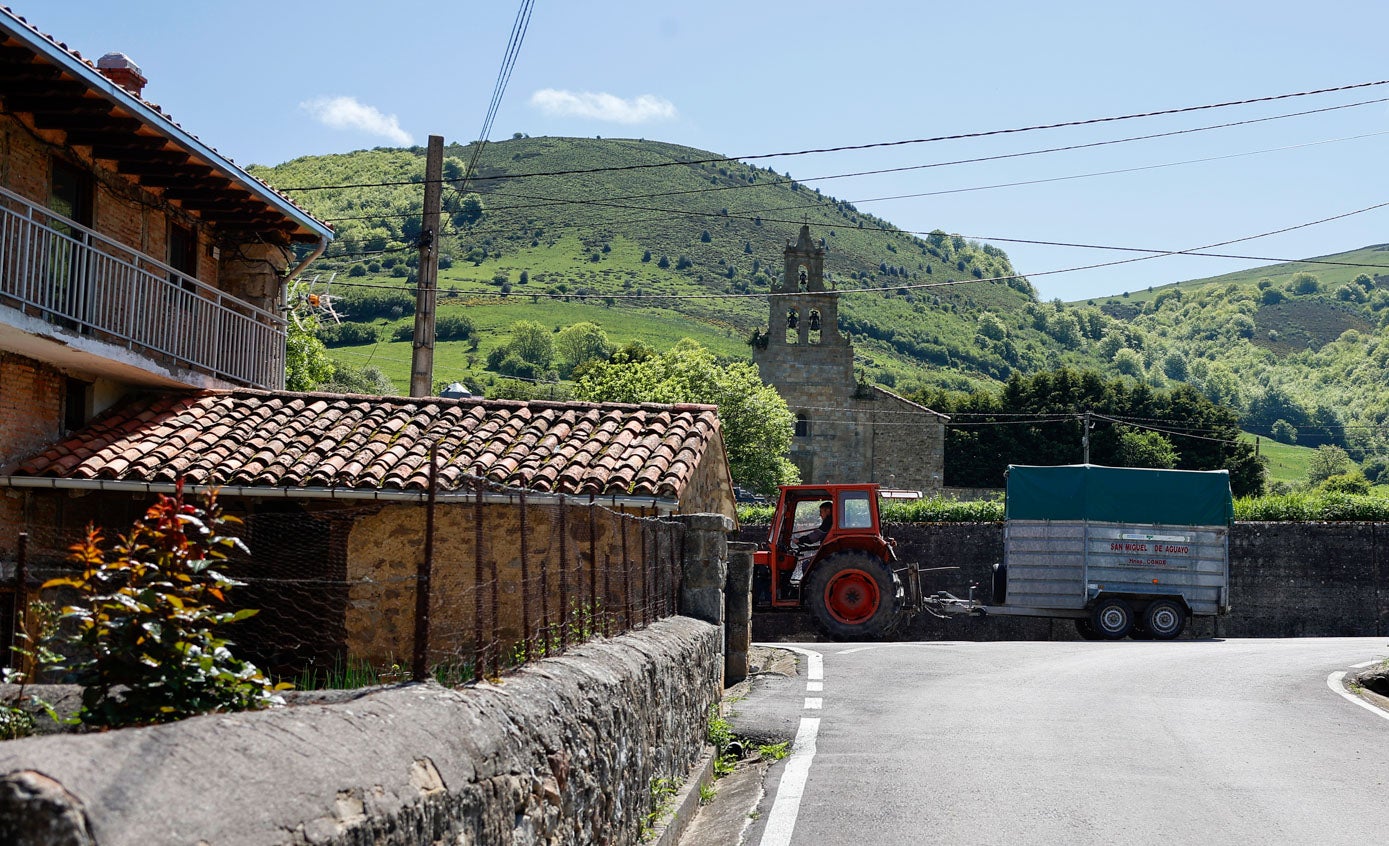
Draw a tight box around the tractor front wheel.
[807,553,901,640]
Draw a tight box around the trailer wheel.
[1074,619,1104,640]
[1090,597,1135,639]
[991,562,1008,605]
[1143,599,1187,640]
[807,553,901,640]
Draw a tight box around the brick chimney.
[96,52,146,98]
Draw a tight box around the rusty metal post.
[602,553,612,638]
[518,490,532,658]
[10,533,27,670]
[412,446,438,682]
[486,483,500,678]
[588,496,597,637]
[641,522,651,625]
[620,516,631,630]
[473,479,486,679]
[558,496,569,649]
[538,499,551,653]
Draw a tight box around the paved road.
[736,638,1387,846]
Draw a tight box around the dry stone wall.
[0,617,720,846]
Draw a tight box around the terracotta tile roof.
[6,390,726,500]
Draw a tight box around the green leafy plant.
[758,741,791,761]
[1,600,61,739]
[699,782,717,804]
[44,485,287,728]
[640,776,681,840]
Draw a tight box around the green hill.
[250,138,1389,480]
[251,137,1100,396]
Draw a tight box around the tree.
[285,317,334,391]
[555,322,612,377]
[1116,428,1178,469]
[505,320,554,370]
[1270,419,1297,444]
[454,193,484,227]
[573,340,798,493]
[1291,272,1320,295]
[1306,445,1353,486]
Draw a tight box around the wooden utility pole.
[1082,411,1092,464]
[409,135,444,397]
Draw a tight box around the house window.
[795,413,811,438]
[168,222,197,292]
[64,377,92,431]
[48,160,95,329]
[50,159,94,228]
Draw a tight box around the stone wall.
[742,521,1389,639]
[0,617,721,846]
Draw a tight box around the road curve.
[746,637,1387,846]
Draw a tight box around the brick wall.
[0,112,298,301]
[0,353,63,469]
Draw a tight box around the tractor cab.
[754,484,901,636]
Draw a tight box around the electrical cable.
[478,96,1389,215]
[273,78,1389,192]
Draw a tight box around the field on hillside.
[1241,432,1319,486]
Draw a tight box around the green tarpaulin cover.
[1005,464,1233,526]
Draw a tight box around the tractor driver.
[790,501,833,586]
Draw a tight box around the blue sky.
[22,1,1389,301]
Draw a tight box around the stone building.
[752,226,946,493]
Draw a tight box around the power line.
[478,96,1389,216]
[456,0,535,196]
[318,197,1389,301]
[273,78,1389,193]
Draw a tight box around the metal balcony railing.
[0,185,286,389]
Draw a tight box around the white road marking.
[758,716,820,846]
[764,644,823,681]
[804,697,822,710]
[836,646,878,655]
[1350,659,1381,669]
[752,645,826,846]
[1327,671,1389,722]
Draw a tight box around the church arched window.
[795,412,811,438]
[808,310,822,344]
[785,308,799,344]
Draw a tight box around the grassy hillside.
[252,137,1093,396]
[251,138,1389,483]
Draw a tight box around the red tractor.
[752,483,912,639]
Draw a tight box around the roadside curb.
[650,745,715,846]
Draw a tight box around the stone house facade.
[752,226,947,493]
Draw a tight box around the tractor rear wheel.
[807,552,901,640]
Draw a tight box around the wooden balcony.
[0,185,285,389]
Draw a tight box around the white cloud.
[529,89,677,124]
[299,96,412,145]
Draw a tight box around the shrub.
[436,313,475,341]
[316,322,382,347]
[43,486,286,728]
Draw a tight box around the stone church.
[752,226,947,494]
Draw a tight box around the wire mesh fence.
[4,479,687,689]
